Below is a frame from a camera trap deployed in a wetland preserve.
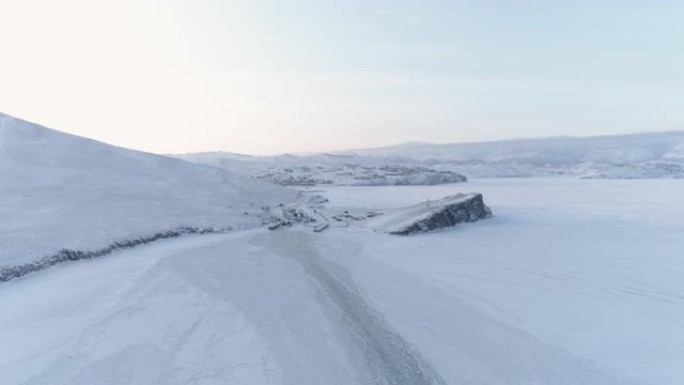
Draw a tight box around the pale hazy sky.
[1,0,683,154]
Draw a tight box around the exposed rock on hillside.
[253,165,467,186]
[371,193,492,235]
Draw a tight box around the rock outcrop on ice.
[370,193,492,235]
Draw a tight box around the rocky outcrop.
[253,165,467,186]
[0,226,226,283]
[372,193,492,235]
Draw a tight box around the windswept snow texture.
[3,179,681,384]
[175,131,684,180]
[0,231,447,385]
[320,179,684,385]
[0,113,295,269]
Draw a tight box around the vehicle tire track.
[268,231,445,385]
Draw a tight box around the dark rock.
[0,226,227,283]
[377,193,492,235]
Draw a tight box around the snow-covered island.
[253,164,468,186]
[370,193,492,235]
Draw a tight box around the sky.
[1,0,683,155]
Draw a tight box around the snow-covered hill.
[175,131,684,181]
[348,132,684,164]
[346,132,684,178]
[174,152,468,186]
[0,113,295,273]
[254,164,467,186]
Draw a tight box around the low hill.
[0,113,294,271]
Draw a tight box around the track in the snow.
[270,231,445,385]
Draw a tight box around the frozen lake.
[317,178,684,384]
[2,178,683,384]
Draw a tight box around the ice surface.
[2,179,683,384]
[318,178,684,385]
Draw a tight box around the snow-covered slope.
[578,161,684,179]
[663,139,684,161]
[0,113,295,271]
[254,164,467,186]
[176,131,684,180]
[348,132,684,164]
[347,132,684,178]
[174,152,468,186]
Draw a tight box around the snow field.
[3,179,682,384]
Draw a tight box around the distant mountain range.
[342,131,684,163]
[174,131,684,181]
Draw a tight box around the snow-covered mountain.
[0,113,294,273]
[347,132,684,163]
[175,131,684,181]
[346,132,684,178]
